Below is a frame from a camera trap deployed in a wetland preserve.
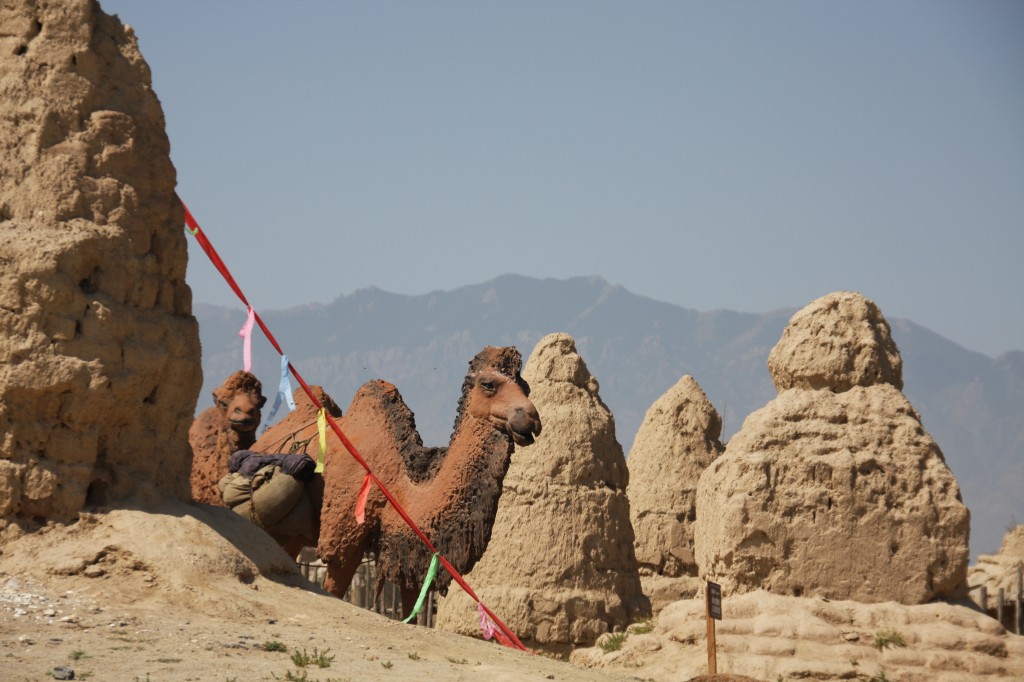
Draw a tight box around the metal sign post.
[706,581,722,674]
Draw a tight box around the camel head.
[458,346,542,447]
[212,370,267,434]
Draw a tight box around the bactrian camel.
[189,371,267,506]
[252,346,542,616]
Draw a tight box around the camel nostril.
[508,407,529,428]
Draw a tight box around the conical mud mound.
[435,332,650,654]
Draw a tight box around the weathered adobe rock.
[768,290,903,392]
[696,385,969,604]
[571,589,1024,682]
[627,375,723,611]
[968,525,1024,630]
[695,292,969,605]
[0,0,200,540]
[434,332,650,654]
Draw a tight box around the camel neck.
[403,416,514,577]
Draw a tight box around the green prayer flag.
[402,553,440,623]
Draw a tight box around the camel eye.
[480,380,496,392]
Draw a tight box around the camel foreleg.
[322,552,365,600]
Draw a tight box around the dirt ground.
[0,502,640,682]
[7,501,1019,682]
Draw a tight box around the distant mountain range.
[194,275,1023,562]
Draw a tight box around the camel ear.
[256,395,267,409]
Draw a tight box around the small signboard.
[707,581,722,621]
[705,580,722,674]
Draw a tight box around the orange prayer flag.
[355,473,372,524]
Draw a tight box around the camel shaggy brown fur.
[253,346,541,616]
[189,371,267,505]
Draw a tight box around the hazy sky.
[101,0,1023,357]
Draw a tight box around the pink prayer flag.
[355,473,372,524]
[238,306,255,372]
[478,602,497,640]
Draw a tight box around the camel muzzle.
[229,417,258,431]
[508,406,541,446]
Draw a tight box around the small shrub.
[314,648,336,668]
[381,660,394,669]
[872,628,907,650]
[291,646,335,669]
[628,619,654,635]
[446,656,468,664]
[70,649,89,660]
[407,652,421,661]
[599,632,628,653]
[263,641,288,652]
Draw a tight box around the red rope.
[180,197,527,651]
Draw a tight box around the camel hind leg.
[281,536,308,562]
[400,584,421,622]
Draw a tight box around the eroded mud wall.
[0,0,201,538]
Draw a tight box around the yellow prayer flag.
[316,407,327,472]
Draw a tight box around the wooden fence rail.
[967,565,1023,636]
[299,554,1022,637]
[297,549,436,628]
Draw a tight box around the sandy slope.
[0,503,628,682]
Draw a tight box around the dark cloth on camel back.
[228,449,316,481]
